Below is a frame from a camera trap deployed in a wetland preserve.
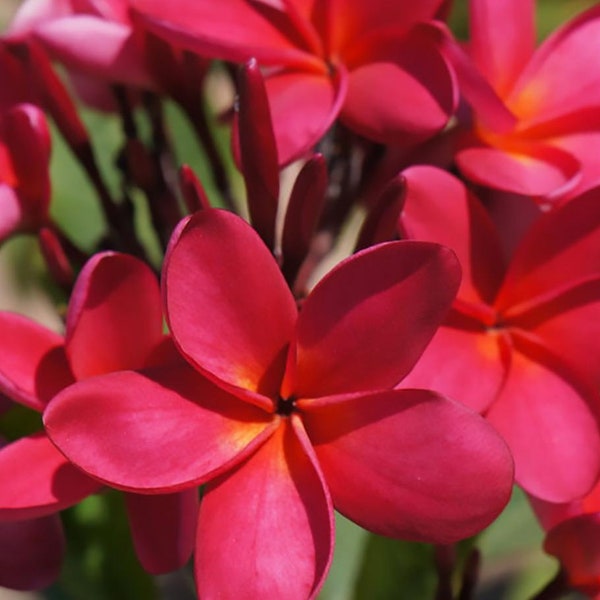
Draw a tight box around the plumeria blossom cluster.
[1,0,600,598]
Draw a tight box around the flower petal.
[0,312,72,411]
[164,209,297,402]
[400,314,509,414]
[130,0,321,69]
[543,513,600,595]
[195,416,334,600]
[287,240,460,398]
[0,514,65,591]
[125,489,198,574]
[509,4,600,125]
[341,28,455,142]
[496,187,600,314]
[264,66,346,165]
[301,389,514,543]
[44,365,276,492]
[35,15,152,87]
[65,252,164,379]
[0,432,100,520]
[400,165,505,304]
[468,0,535,97]
[486,334,600,502]
[455,141,581,198]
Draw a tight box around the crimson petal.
[195,416,334,600]
[164,209,297,402]
[125,489,198,574]
[0,514,64,591]
[44,366,276,492]
[0,311,72,411]
[287,240,460,398]
[300,389,514,543]
[66,251,164,379]
[0,432,100,520]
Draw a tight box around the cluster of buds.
[1,1,600,598]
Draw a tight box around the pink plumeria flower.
[399,165,600,503]
[0,252,197,580]
[45,208,514,599]
[449,0,600,201]
[130,0,457,164]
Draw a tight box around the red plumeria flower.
[399,165,600,503]
[0,252,197,581]
[130,0,457,164]
[0,103,51,244]
[449,0,600,201]
[45,208,514,599]
[531,483,600,598]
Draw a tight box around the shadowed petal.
[486,335,600,502]
[195,416,334,600]
[497,188,600,314]
[455,142,580,198]
[66,252,164,379]
[400,165,505,304]
[0,514,65,591]
[0,312,72,411]
[164,209,297,401]
[265,66,346,165]
[286,241,460,398]
[44,365,276,492]
[341,28,455,142]
[131,0,321,69]
[468,0,535,97]
[400,314,509,414]
[125,489,198,574]
[300,389,514,543]
[0,432,100,520]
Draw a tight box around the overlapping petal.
[0,432,101,519]
[131,0,321,69]
[265,66,346,165]
[341,28,455,142]
[300,389,514,543]
[34,15,152,87]
[508,4,600,125]
[0,514,65,591]
[65,252,164,379]
[0,312,72,411]
[287,240,460,398]
[496,187,600,313]
[485,336,600,502]
[454,142,580,198]
[400,315,509,414]
[164,209,297,402]
[125,489,198,574]
[468,0,535,97]
[44,365,276,492]
[195,417,333,600]
[400,165,505,304]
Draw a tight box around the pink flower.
[0,103,51,244]
[449,0,600,201]
[130,0,457,164]
[399,165,600,503]
[45,208,514,599]
[0,252,197,584]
